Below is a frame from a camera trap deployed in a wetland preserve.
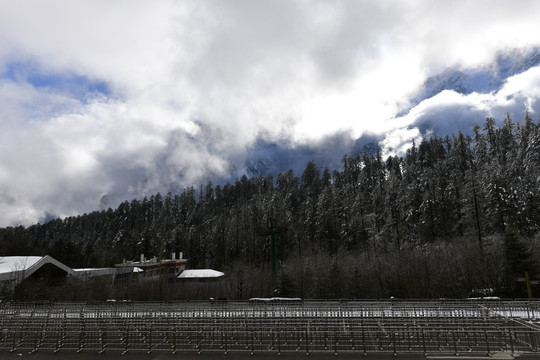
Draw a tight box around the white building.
[0,253,225,295]
[0,256,76,292]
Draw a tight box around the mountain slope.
[410,47,540,109]
[241,47,540,179]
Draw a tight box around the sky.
[1,0,540,227]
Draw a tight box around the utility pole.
[526,272,533,300]
[257,218,286,276]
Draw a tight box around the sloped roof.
[0,256,76,282]
[177,269,224,279]
[73,266,141,276]
[0,256,43,274]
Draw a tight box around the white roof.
[73,267,108,272]
[0,256,43,274]
[250,297,302,302]
[0,255,76,282]
[177,269,224,279]
[73,267,120,277]
[74,266,139,277]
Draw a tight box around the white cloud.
[1,0,540,225]
[382,65,540,155]
[380,127,422,158]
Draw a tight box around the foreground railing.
[0,300,538,356]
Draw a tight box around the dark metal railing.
[0,300,538,355]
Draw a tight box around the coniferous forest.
[1,114,540,300]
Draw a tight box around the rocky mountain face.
[242,135,380,178]
[412,47,540,106]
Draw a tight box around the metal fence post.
[392,331,397,356]
[453,330,458,356]
[508,329,514,356]
[334,330,338,355]
[485,330,490,356]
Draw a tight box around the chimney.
[179,251,183,259]
[140,254,144,263]
[172,252,176,260]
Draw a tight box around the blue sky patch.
[2,60,111,102]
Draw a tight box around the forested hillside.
[1,114,540,299]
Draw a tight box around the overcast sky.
[1,0,540,226]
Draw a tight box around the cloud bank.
[382,65,540,156]
[1,0,540,226]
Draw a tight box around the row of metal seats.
[0,300,539,354]
[0,326,536,355]
[1,299,538,316]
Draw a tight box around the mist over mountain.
[242,134,380,178]
[35,46,540,223]
[241,47,540,180]
[3,0,540,228]
[412,47,540,107]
